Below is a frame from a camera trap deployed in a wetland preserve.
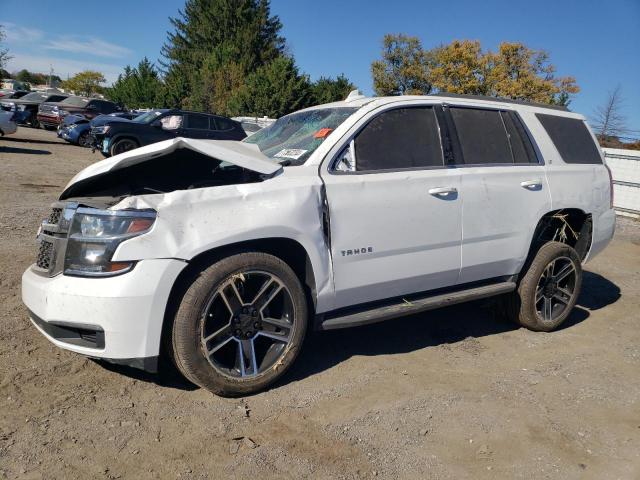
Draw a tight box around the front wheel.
[171,252,308,396]
[77,131,92,148]
[109,138,138,156]
[500,241,582,332]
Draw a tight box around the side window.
[536,114,602,164]
[102,102,117,113]
[160,115,183,130]
[212,116,235,131]
[186,113,209,130]
[501,111,538,164]
[449,108,512,165]
[353,107,443,172]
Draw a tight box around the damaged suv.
[22,92,615,396]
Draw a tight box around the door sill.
[318,280,516,330]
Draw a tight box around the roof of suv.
[302,92,576,117]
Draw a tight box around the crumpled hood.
[61,137,282,197]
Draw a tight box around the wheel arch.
[159,237,319,362]
[109,134,140,151]
[526,208,593,263]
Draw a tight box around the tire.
[500,241,582,332]
[171,252,308,396]
[30,118,39,129]
[78,131,91,148]
[110,138,138,156]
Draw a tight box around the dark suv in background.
[38,96,122,129]
[0,91,68,128]
[92,109,246,156]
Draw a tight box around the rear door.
[184,113,211,139]
[321,105,462,309]
[447,106,552,284]
[210,116,245,140]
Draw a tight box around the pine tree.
[160,0,285,110]
[311,75,356,105]
[228,56,311,118]
[109,58,163,109]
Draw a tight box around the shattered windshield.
[243,107,357,165]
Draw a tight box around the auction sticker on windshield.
[274,149,308,160]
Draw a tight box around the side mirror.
[150,120,162,128]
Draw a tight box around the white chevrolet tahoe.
[22,92,615,396]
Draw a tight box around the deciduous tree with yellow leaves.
[372,35,579,106]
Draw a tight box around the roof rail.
[430,92,569,112]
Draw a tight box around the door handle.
[520,180,542,189]
[428,186,458,196]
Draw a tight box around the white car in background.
[0,111,17,136]
[22,91,615,397]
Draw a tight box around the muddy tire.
[499,241,582,332]
[171,252,308,397]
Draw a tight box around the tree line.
[1,8,636,148]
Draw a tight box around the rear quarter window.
[536,114,602,164]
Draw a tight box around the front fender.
[110,173,335,312]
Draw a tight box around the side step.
[319,281,516,330]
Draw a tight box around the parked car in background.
[1,91,68,128]
[0,111,18,136]
[92,109,246,157]
[0,90,30,99]
[233,116,276,136]
[58,112,141,147]
[38,96,122,130]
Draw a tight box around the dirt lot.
[1,127,639,479]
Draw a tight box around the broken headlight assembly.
[92,125,110,134]
[64,208,156,277]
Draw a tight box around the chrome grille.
[33,202,77,277]
[48,207,63,225]
[36,240,54,269]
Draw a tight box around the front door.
[321,106,463,309]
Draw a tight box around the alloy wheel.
[535,256,577,323]
[199,271,296,378]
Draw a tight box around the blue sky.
[2,0,639,135]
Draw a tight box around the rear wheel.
[110,138,138,156]
[171,252,308,396]
[500,241,582,331]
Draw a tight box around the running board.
[319,281,516,330]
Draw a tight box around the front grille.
[48,207,63,225]
[36,240,54,269]
[34,203,77,277]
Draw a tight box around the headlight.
[92,125,110,134]
[52,105,59,112]
[3,102,16,111]
[64,208,156,277]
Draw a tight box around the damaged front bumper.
[22,258,186,372]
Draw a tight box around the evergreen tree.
[160,0,285,110]
[310,74,356,105]
[109,58,163,109]
[228,56,311,118]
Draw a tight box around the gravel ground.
[1,127,640,479]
